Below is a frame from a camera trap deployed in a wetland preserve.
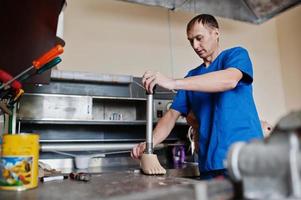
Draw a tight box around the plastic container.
[172,145,185,166]
[0,134,40,191]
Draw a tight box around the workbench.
[0,168,233,200]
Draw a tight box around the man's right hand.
[131,110,181,160]
[131,142,146,159]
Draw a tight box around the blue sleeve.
[170,72,191,116]
[170,89,190,116]
[224,47,253,85]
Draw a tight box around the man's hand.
[142,71,176,94]
[131,142,146,159]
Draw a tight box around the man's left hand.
[142,71,176,93]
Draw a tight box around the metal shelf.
[18,119,146,125]
[17,119,187,125]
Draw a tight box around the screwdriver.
[0,70,22,91]
[0,44,64,90]
[18,57,62,82]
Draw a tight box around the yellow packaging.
[0,134,40,191]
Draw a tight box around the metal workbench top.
[0,169,233,200]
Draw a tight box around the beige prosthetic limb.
[140,91,166,175]
[140,154,166,175]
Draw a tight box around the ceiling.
[117,0,301,24]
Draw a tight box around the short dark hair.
[187,14,219,32]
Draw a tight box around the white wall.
[276,5,301,112]
[60,0,300,125]
[62,0,172,76]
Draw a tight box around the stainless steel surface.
[277,110,301,131]
[18,93,146,122]
[16,72,188,177]
[154,100,171,116]
[227,110,301,200]
[49,150,132,169]
[11,106,17,133]
[92,97,143,121]
[289,133,301,197]
[22,80,131,97]
[0,169,234,200]
[92,96,146,101]
[154,99,187,124]
[0,115,3,134]
[118,0,300,24]
[39,139,144,142]
[41,143,166,152]
[19,119,187,125]
[51,69,133,84]
[41,143,137,152]
[17,93,92,120]
[146,94,153,154]
[40,156,140,170]
[19,119,149,125]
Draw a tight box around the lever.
[145,86,155,154]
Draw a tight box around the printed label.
[0,156,33,186]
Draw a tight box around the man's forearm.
[174,68,243,92]
[153,109,180,146]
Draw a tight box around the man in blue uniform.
[131,14,263,178]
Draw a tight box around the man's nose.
[192,40,200,50]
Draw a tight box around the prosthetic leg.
[140,91,166,175]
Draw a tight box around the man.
[131,14,263,179]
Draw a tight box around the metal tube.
[41,143,165,152]
[41,143,137,152]
[146,94,153,154]
[289,133,301,197]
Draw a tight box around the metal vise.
[227,111,301,199]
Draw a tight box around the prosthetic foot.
[140,90,166,175]
[140,154,166,175]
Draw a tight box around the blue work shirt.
[171,47,263,172]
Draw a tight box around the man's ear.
[214,28,220,38]
[213,28,219,42]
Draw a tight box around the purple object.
[172,145,185,165]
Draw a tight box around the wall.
[61,0,172,76]
[276,5,301,112]
[60,0,296,124]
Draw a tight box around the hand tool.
[69,172,91,182]
[0,44,64,90]
[40,175,68,183]
[7,89,24,108]
[19,57,62,82]
[0,54,62,116]
[140,86,166,175]
[0,70,22,115]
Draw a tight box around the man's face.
[187,22,219,59]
